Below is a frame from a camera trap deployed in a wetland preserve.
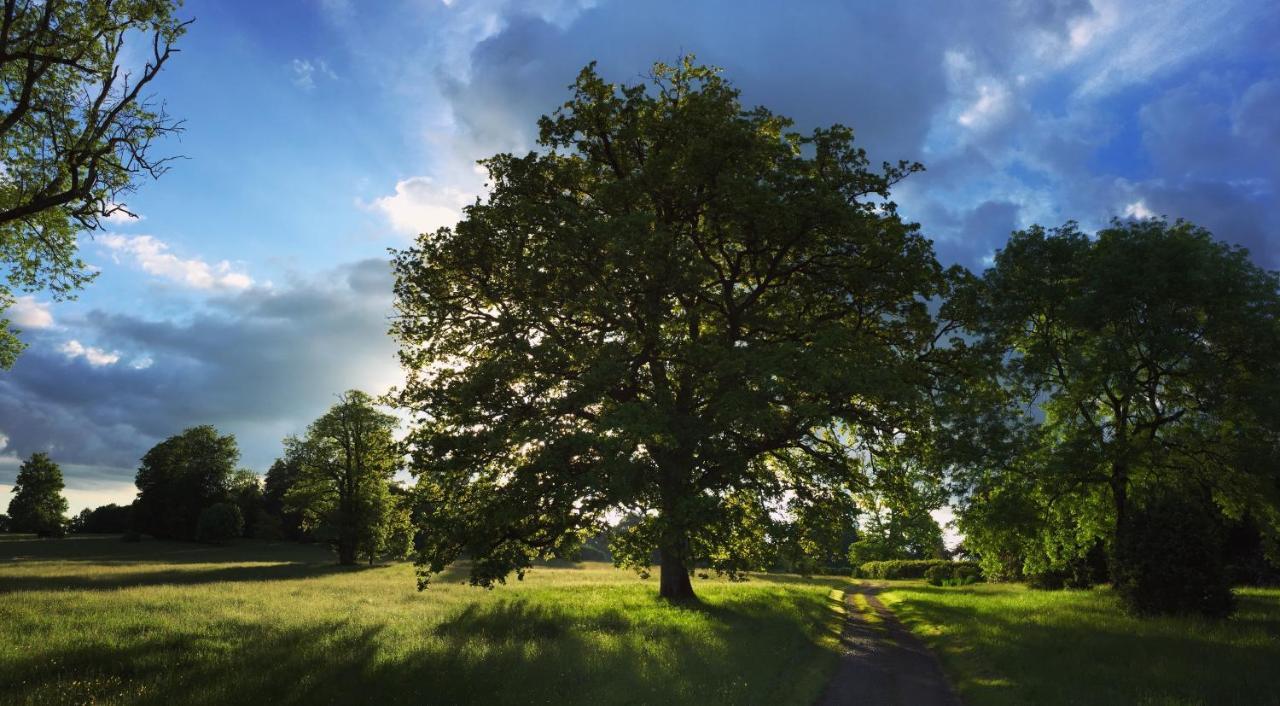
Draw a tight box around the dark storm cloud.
[432,0,1269,268]
[0,259,400,479]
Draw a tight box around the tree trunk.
[1108,464,1130,584]
[659,547,697,602]
[337,540,357,565]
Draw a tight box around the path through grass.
[0,537,849,705]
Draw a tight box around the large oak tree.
[391,59,957,600]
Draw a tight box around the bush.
[121,529,142,543]
[925,561,984,587]
[858,559,982,581]
[1112,491,1235,618]
[196,503,244,545]
[925,563,951,586]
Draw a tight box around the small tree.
[7,452,69,537]
[284,390,401,565]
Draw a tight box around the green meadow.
[880,581,1280,706]
[0,536,846,706]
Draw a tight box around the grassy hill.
[0,536,846,706]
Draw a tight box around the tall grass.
[0,536,847,705]
[879,581,1280,706]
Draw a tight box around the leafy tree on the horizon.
[134,425,239,541]
[228,468,264,538]
[848,493,946,566]
[955,218,1280,615]
[69,502,133,534]
[391,58,962,600]
[0,0,188,368]
[264,454,307,541]
[7,452,69,537]
[284,390,403,565]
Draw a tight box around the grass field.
[879,581,1280,706]
[0,536,848,706]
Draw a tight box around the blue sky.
[2,0,1278,512]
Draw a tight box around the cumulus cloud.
[0,259,401,477]
[368,176,474,236]
[99,234,254,291]
[59,340,121,367]
[8,296,54,329]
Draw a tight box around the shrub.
[858,559,982,581]
[925,563,951,586]
[196,503,244,545]
[1112,491,1235,618]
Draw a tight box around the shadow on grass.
[0,561,382,593]
[883,584,1280,706]
[0,536,336,566]
[4,587,842,706]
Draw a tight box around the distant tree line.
[4,390,413,567]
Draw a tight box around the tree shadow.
[0,561,381,593]
[4,589,844,706]
[0,535,336,566]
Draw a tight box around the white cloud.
[958,82,1011,129]
[99,234,253,291]
[59,340,120,367]
[130,356,154,370]
[291,58,338,90]
[8,296,54,329]
[368,176,473,236]
[1124,200,1156,219]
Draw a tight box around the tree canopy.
[0,0,187,367]
[391,58,960,600]
[7,451,68,536]
[283,390,407,565]
[134,425,240,541]
[952,218,1280,612]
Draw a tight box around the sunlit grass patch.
[879,580,1280,706]
[0,536,848,705]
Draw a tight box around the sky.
[1,0,1278,514]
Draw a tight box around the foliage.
[283,390,401,565]
[196,502,243,545]
[70,502,133,534]
[847,492,946,565]
[926,562,982,587]
[228,469,263,538]
[391,57,959,600]
[880,582,1280,706]
[857,559,978,580]
[0,537,847,706]
[0,0,188,368]
[0,513,9,533]
[1112,490,1236,618]
[134,425,240,541]
[6,452,68,536]
[953,219,1280,607]
[263,454,307,540]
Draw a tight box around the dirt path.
[815,583,962,706]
